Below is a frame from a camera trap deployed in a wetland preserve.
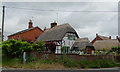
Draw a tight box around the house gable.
[36,23,79,54]
[8,20,43,42]
[91,36,103,44]
[91,34,110,44]
[8,27,43,42]
[36,23,79,42]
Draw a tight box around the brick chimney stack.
[28,20,33,28]
[51,21,57,28]
[109,36,111,39]
[44,27,46,31]
[96,33,98,37]
[116,36,119,39]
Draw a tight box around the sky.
[0,2,119,41]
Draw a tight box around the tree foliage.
[2,39,45,57]
[32,41,45,52]
[2,39,33,58]
[111,47,120,54]
[2,39,46,58]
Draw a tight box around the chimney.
[116,36,119,39]
[109,36,111,39]
[28,20,33,28]
[51,21,57,28]
[44,27,46,31]
[96,33,98,37]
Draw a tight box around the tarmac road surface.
[1,67,120,72]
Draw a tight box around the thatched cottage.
[36,22,79,53]
[93,37,120,50]
[91,34,111,44]
[71,38,94,54]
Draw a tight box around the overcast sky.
[0,2,118,41]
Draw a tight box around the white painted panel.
[62,33,77,49]
[55,33,78,53]
[55,46,61,54]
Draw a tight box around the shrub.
[55,54,79,68]
[2,39,33,58]
[3,55,119,69]
[98,59,118,68]
[26,56,37,62]
[78,59,118,68]
[32,41,45,52]
[2,56,22,66]
[111,47,120,54]
[39,59,53,64]
[2,40,46,58]
[53,55,119,68]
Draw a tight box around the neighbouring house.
[91,33,111,44]
[36,22,79,54]
[71,38,94,54]
[8,20,43,42]
[93,36,120,50]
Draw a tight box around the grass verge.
[2,57,65,69]
[2,55,120,69]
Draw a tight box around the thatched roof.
[93,39,120,50]
[98,35,110,40]
[72,38,92,49]
[75,37,90,42]
[36,23,79,42]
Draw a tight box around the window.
[68,35,75,40]
[74,47,79,52]
[56,47,61,53]
[62,46,70,54]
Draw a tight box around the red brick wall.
[8,27,43,41]
[30,52,119,62]
[91,36,103,44]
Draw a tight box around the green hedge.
[111,47,120,54]
[2,39,45,58]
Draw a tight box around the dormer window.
[68,35,75,40]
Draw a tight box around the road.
[1,68,120,72]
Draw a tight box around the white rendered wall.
[55,33,78,54]
[62,33,77,49]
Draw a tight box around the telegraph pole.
[2,6,5,41]
[56,12,58,23]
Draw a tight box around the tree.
[2,39,33,58]
[32,40,45,52]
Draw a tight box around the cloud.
[1,2,118,41]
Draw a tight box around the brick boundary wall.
[30,52,120,62]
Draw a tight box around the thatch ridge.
[93,39,120,50]
[98,35,110,40]
[36,23,79,42]
[72,38,92,50]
